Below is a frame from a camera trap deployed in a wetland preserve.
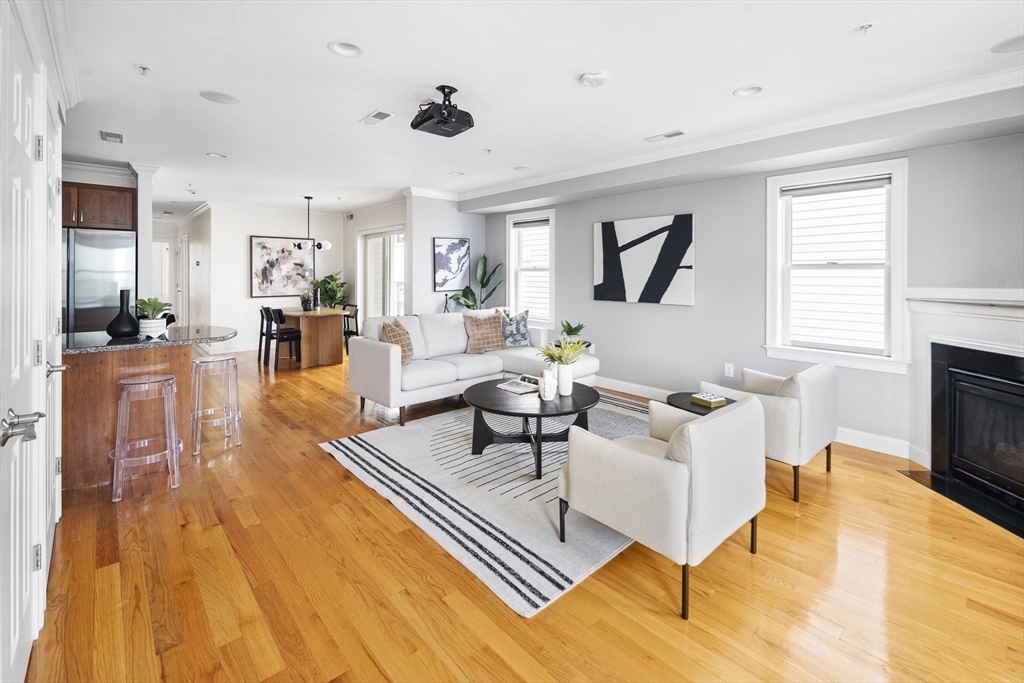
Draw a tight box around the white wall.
[207,203,346,352]
[179,205,211,327]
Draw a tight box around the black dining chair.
[343,303,359,353]
[269,308,302,371]
[257,308,270,364]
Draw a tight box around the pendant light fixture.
[294,196,332,251]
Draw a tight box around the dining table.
[280,307,352,369]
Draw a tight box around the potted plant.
[135,297,172,337]
[560,320,585,342]
[537,336,589,396]
[300,291,314,311]
[451,254,503,310]
[311,271,346,309]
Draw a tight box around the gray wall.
[484,134,1024,442]
[408,195,487,314]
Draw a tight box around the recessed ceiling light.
[449,171,464,176]
[328,40,365,58]
[99,130,123,143]
[991,34,1024,53]
[512,166,532,172]
[206,152,228,159]
[732,85,764,97]
[199,90,239,104]
[578,72,606,87]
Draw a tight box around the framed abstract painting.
[593,214,694,306]
[433,237,471,291]
[250,235,315,297]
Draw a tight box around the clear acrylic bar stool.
[191,355,241,455]
[110,374,182,503]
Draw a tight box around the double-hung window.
[766,159,908,373]
[506,209,555,327]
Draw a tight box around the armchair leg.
[793,465,800,502]
[681,564,689,620]
[558,499,568,542]
[750,515,758,554]
[399,407,406,426]
[826,442,832,472]
[359,397,365,412]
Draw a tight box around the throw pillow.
[464,311,507,354]
[501,310,531,347]
[381,319,414,365]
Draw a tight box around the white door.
[176,233,189,327]
[0,4,47,682]
[43,100,63,578]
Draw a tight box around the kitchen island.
[62,325,237,491]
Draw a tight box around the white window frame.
[506,208,556,329]
[766,159,909,374]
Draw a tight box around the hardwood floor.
[26,351,1024,682]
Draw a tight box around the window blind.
[511,218,551,323]
[783,178,890,355]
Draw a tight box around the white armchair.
[701,361,837,501]
[557,398,765,619]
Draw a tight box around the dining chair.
[270,308,302,371]
[343,303,359,353]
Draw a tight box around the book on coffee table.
[690,391,727,408]
[497,374,540,394]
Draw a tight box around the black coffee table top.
[666,391,737,417]
[464,379,600,418]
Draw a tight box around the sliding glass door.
[363,230,405,317]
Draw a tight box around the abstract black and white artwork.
[593,214,694,305]
[250,235,315,297]
[433,237,471,291]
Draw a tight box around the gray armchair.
[557,397,766,619]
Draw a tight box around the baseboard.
[908,442,931,469]
[592,376,676,402]
[835,426,910,458]
[210,341,261,354]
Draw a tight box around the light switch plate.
[724,363,734,378]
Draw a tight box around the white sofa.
[349,313,600,424]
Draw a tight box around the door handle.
[46,362,68,378]
[5,408,46,426]
[1,418,38,447]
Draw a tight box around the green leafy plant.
[451,254,503,310]
[537,337,588,365]
[299,291,314,307]
[135,297,171,320]
[311,272,346,309]
[561,320,585,337]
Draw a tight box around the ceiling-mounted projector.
[411,85,474,137]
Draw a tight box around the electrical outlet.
[724,363,734,378]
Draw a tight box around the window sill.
[764,345,909,375]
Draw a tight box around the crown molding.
[40,0,81,110]
[179,203,211,224]
[203,200,344,216]
[62,160,135,179]
[129,163,160,177]
[459,66,1024,202]
[402,186,459,201]
[349,198,407,216]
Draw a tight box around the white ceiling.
[61,1,1024,217]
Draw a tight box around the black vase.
[106,289,139,338]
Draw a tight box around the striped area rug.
[321,393,650,617]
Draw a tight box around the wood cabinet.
[62,182,136,230]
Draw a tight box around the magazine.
[497,374,541,394]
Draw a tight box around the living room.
[1,2,1022,682]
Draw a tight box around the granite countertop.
[62,325,237,355]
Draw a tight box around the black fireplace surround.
[931,343,1024,536]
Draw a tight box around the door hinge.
[34,340,43,366]
[35,135,44,162]
[56,457,62,475]
[56,178,62,195]
[33,544,42,571]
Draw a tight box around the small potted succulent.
[135,297,172,337]
[300,291,314,312]
[560,320,586,343]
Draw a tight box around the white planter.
[139,318,167,337]
[540,368,558,400]
[557,363,573,396]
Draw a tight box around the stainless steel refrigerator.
[62,228,137,333]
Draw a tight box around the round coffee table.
[463,379,600,479]
[665,391,736,416]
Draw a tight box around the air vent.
[643,129,685,143]
[100,130,124,144]
[360,109,395,126]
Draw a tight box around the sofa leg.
[793,465,800,502]
[558,499,568,542]
[359,397,365,412]
[681,564,689,620]
[399,407,406,426]
[826,442,832,472]
[750,515,758,554]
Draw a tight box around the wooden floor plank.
[26,350,1024,683]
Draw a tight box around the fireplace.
[931,343,1024,535]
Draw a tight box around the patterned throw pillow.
[381,319,414,365]
[464,311,507,354]
[501,310,531,347]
